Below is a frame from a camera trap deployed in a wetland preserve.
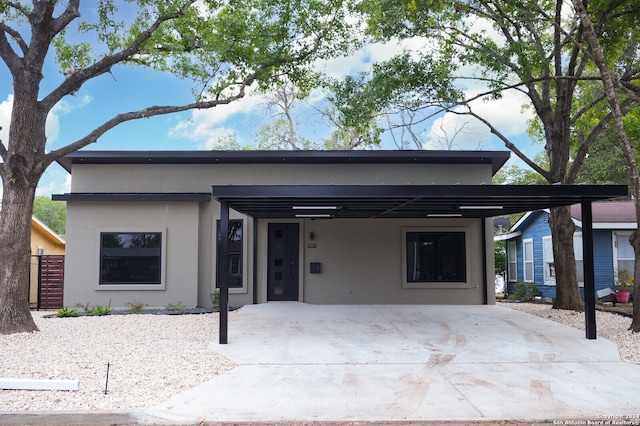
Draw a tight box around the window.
[100,232,161,284]
[542,236,554,285]
[406,232,466,282]
[574,233,584,284]
[217,219,243,288]
[507,240,517,282]
[523,239,534,282]
[614,232,634,274]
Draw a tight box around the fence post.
[36,250,44,311]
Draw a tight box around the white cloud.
[45,95,92,147]
[424,89,534,150]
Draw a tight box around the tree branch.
[40,0,197,113]
[452,107,551,181]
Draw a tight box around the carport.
[213,183,628,343]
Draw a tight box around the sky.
[0,3,541,199]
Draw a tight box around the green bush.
[87,299,112,316]
[508,282,541,302]
[210,290,220,309]
[126,300,146,314]
[56,307,78,317]
[166,301,186,312]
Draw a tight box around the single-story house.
[497,201,636,299]
[53,150,627,341]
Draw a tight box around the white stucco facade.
[59,151,504,309]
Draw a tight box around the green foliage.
[74,302,90,313]
[166,301,186,312]
[126,300,146,314]
[211,290,221,310]
[87,299,112,316]
[508,282,542,302]
[56,307,78,318]
[32,196,66,238]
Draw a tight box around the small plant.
[508,282,541,302]
[126,300,146,314]
[74,302,89,313]
[56,307,78,317]
[88,299,112,316]
[166,301,186,312]
[615,268,634,292]
[210,290,220,309]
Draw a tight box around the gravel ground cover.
[0,304,638,413]
[0,311,235,411]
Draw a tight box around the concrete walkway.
[140,303,640,424]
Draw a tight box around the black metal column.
[481,218,488,305]
[219,201,229,344]
[582,201,597,339]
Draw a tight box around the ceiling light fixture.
[292,206,338,210]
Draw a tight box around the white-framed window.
[523,239,534,282]
[97,228,167,290]
[574,232,584,285]
[507,240,517,282]
[614,231,635,274]
[542,236,555,285]
[402,226,471,289]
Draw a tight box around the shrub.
[166,301,186,312]
[126,300,146,314]
[56,307,78,317]
[210,290,220,309]
[87,299,112,316]
[508,282,541,302]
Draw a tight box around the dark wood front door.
[267,223,299,301]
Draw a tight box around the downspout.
[253,217,258,305]
[482,218,488,305]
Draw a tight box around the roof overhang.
[55,150,511,175]
[211,184,629,219]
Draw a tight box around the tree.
[0,0,355,334]
[570,0,640,331]
[33,195,66,237]
[343,0,640,311]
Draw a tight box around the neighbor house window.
[100,232,161,284]
[614,232,634,274]
[216,219,243,288]
[507,240,517,282]
[542,236,554,285]
[523,239,534,282]
[406,232,466,282]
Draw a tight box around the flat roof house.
[54,150,626,341]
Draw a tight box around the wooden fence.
[30,255,65,309]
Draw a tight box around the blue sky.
[0,6,541,199]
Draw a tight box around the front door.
[267,223,299,301]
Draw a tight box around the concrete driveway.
[140,303,640,424]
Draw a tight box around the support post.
[219,201,229,344]
[582,201,596,339]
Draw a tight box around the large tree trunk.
[0,181,39,334]
[549,206,584,311]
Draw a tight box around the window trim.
[401,226,472,289]
[523,238,534,283]
[507,240,517,283]
[96,228,167,291]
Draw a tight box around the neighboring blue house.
[497,201,636,299]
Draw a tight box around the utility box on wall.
[310,262,321,274]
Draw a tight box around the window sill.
[97,283,166,291]
[403,282,471,289]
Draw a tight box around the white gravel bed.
[1,305,638,413]
[0,311,235,412]
[502,302,640,365]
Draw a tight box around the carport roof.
[211,184,629,219]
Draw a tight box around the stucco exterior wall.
[63,159,496,308]
[64,202,200,309]
[69,163,492,192]
[250,218,489,306]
